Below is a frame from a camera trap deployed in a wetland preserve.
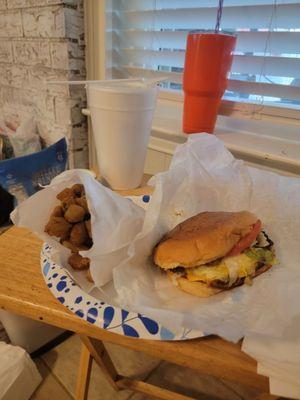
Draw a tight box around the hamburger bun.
[167,271,222,297]
[154,211,258,270]
[167,263,273,298]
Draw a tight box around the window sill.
[150,97,300,176]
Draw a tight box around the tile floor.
[31,334,260,400]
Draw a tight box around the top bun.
[153,211,258,270]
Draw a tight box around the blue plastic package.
[0,137,67,204]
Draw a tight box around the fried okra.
[44,216,72,238]
[68,253,90,270]
[64,204,85,223]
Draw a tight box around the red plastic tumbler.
[182,32,236,134]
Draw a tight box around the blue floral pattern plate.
[41,195,205,341]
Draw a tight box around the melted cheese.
[186,254,257,284]
[225,257,243,286]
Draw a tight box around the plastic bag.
[6,117,41,157]
[0,342,42,400]
[0,138,67,204]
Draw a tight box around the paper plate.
[41,195,205,341]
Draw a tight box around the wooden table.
[0,185,278,400]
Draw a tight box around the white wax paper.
[11,169,145,292]
[111,134,300,342]
[10,136,300,344]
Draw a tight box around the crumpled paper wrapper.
[111,134,300,342]
[11,136,300,343]
[11,169,145,292]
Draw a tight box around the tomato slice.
[227,220,262,257]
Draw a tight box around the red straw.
[214,0,224,33]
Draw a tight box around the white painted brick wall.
[13,40,52,67]
[22,6,65,38]
[27,66,69,96]
[7,0,64,8]
[54,96,71,126]
[0,0,88,168]
[65,7,84,40]
[0,10,23,37]
[0,63,27,87]
[0,1,7,10]
[50,40,69,69]
[0,41,13,62]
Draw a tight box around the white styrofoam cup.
[88,82,158,190]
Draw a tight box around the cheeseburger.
[153,211,275,297]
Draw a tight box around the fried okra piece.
[68,253,90,270]
[75,196,89,212]
[71,184,85,197]
[70,222,88,246]
[51,205,64,218]
[85,219,92,238]
[56,188,74,202]
[64,204,85,223]
[45,216,72,238]
[61,197,76,211]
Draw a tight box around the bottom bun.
[167,263,273,298]
[176,275,222,297]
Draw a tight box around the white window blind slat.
[120,31,300,56]
[107,1,300,109]
[118,0,300,11]
[119,65,182,83]
[120,65,300,101]
[120,4,300,30]
[122,49,300,79]
[233,55,300,79]
[228,79,300,100]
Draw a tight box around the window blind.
[106,0,300,108]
